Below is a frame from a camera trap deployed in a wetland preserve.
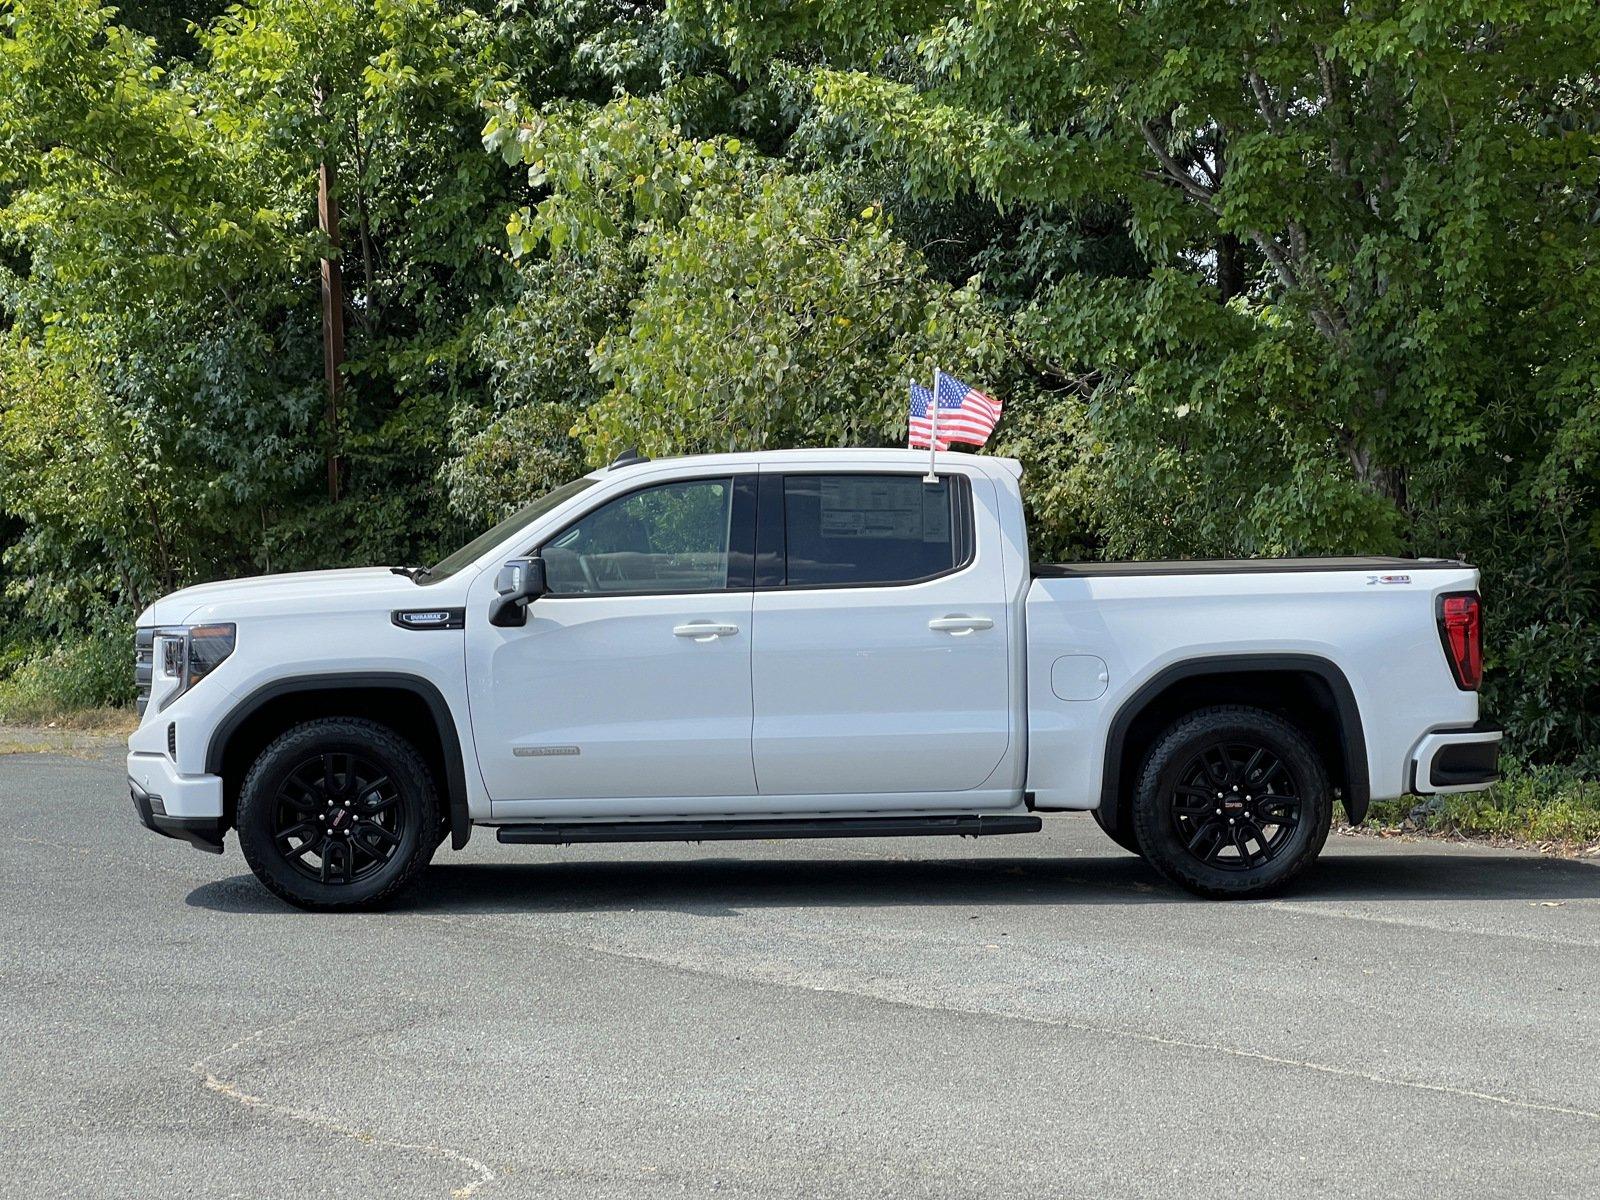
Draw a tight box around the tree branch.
[1138,119,1219,212]
[1246,68,1286,136]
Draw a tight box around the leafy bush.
[1369,764,1600,847]
[0,634,133,724]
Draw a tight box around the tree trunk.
[1216,233,1246,301]
[1345,435,1408,512]
[1372,463,1407,512]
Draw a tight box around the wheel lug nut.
[1229,818,1236,825]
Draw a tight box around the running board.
[494,814,1042,845]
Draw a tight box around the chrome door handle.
[928,615,995,634]
[673,622,740,641]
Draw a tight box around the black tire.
[1091,805,1143,856]
[1131,705,1331,899]
[237,718,439,911]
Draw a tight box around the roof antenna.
[609,447,649,470]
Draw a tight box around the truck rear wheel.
[236,718,439,911]
[1131,706,1331,899]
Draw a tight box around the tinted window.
[543,478,734,595]
[782,474,958,587]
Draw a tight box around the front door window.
[543,478,735,595]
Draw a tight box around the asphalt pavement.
[3,742,1599,1199]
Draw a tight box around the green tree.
[0,0,317,618]
[689,0,1600,759]
[470,92,1039,487]
[0,0,646,599]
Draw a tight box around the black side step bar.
[495,814,1042,845]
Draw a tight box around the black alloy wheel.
[1131,705,1332,899]
[1168,741,1303,871]
[272,751,406,886]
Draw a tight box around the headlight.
[156,622,236,710]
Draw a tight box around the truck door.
[749,468,1011,799]
[466,474,757,810]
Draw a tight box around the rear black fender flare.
[1096,654,1370,831]
[205,672,472,850]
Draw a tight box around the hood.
[136,567,429,627]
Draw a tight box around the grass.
[1365,763,1600,850]
[0,707,137,735]
[0,727,129,757]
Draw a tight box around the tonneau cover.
[1033,556,1469,578]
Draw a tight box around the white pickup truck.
[128,448,1500,909]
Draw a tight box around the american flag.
[908,371,1002,450]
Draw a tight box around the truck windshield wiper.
[389,566,431,582]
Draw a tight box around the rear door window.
[778,474,968,588]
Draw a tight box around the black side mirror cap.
[489,557,546,627]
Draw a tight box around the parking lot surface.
[4,745,1599,1199]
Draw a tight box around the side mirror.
[489,557,546,627]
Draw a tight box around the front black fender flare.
[205,672,473,850]
[1096,653,1371,832]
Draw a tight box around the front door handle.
[673,622,740,641]
[928,615,995,635]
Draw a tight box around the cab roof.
[589,447,1022,480]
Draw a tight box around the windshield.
[420,475,598,584]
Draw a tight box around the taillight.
[1437,592,1482,690]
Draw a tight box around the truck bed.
[1033,556,1468,578]
[1021,556,1482,810]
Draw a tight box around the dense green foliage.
[1,0,1596,778]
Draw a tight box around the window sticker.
[818,477,947,541]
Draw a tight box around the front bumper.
[130,779,226,853]
[127,750,227,854]
[1410,721,1502,795]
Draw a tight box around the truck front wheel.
[1131,706,1331,899]
[236,718,439,911]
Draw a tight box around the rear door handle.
[928,615,995,635]
[673,622,740,641]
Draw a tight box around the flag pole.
[924,367,941,483]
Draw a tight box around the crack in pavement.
[190,1017,497,1199]
[415,911,1600,1128]
[9,836,498,1197]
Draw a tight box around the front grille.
[135,628,154,717]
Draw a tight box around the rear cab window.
[761,472,973,588]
